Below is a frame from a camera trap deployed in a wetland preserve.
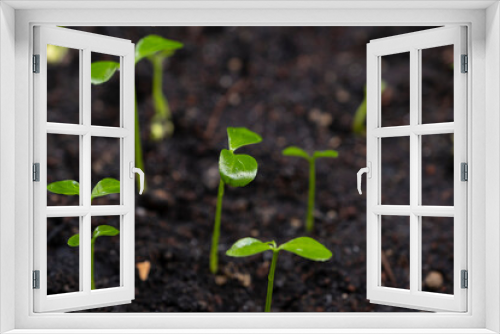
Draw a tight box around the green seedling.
[90,34,183,191]
[282,146,338,233]
[210,127,263,274]
[47,178,120,290]
[226,237,332,312]
[352,81,387,136]
[67,225,119,290]
[135,35,184,141]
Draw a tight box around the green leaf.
[226,238,272,257]
[313,150,339,159]
[279,237,332,261]
[92,225,119,240]
[282,146,310,160]
[91,61,120,85]
[219,149,258,187]
[47,180,80,196]
[135,35,184,63]
[227,127,263,152]
[91,178,120,201]
[67,234,80,247]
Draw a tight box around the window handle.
[357,162,371,195]
[129,161,145,195]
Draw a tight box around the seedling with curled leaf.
[210,127,263,274]
[47,178,120,290]
[226,237,332,312]
[282,147,338,232]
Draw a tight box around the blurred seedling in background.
[226,237,332,312]
[47,178,120,290]
[282,147,338,233]
[91,34,184,191]
[352,81,387,136]
[210,127,262,274]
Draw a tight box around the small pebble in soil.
[424,271,443,290]
[215,275,227,286]
[327,210,338,220]
[290,217,302,228]
[202,165,220,190]
[329,136,342,149]
[136,260,151,281]
[227,57,243,72]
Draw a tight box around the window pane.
[47,45,80,124]
[381,52,410,127]
[47,134,80,206]
[421,45,454,124]
[381,136,410,205]
[91,52,121,127]
[421,217,454,294]
[47,217,80,295]
[381,215,410,289]
[91,216,120,289]
[421,134,454,206]
[91,137,121,205]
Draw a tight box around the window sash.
[32,26,136,313]
[366,26,468,312]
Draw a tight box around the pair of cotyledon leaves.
[47,178,121,247]
[91,35,184,85]
[226,237,332,262]
[282,146,338,161]
[47,178,120,202]
[67,225,120,247]
[219,127,263,188]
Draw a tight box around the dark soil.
[46,26,454,312]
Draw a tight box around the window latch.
[129,161,145,195]
[357,162,372,195]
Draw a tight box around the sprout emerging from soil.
[226,237,332,312]
[48,178,120,290]
[210,127,262,274]
[67,225,119,290]
[135,35,184,141]
[282,147,338,233]
[90,34,183,191]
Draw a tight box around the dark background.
[45,26,455,312]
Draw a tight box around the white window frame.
[366,26,467,312]
[0,1,499,333]
[33,26,136,312]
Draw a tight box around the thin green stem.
[210,179,225,274]
[134,89,147,191]
[151,55,170,119]
[265,250,279,312]
[91,240,95,290]
[150,54,173,139]
[306,158,316,233]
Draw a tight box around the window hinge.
[461,162,468,181]
[461,270,468,289]
[33,54,40,73]
[33,163,40,182]
[461,54,468,73]
[33,270,40,289]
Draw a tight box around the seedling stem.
[210,179,225,274]
[265,250,279,312]
[307,158,316,233]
